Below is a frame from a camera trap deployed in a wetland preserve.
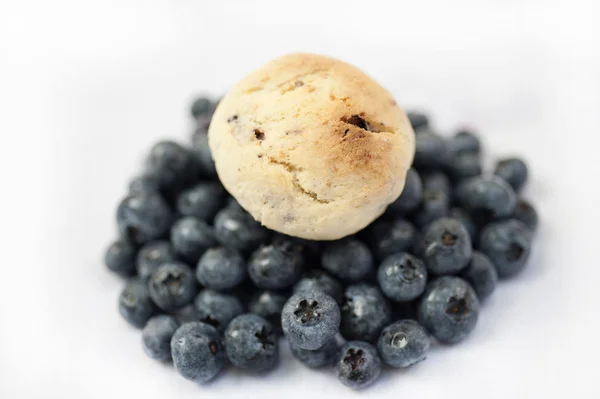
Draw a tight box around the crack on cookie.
[341,114,384,133]
[267,157,330,204]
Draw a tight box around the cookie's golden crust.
[209,53,415,240]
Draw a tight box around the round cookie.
[209,53,415,240]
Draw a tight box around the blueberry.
[293,269,343,304]
[416,217,472,275]
[170,217,217,264]
[190,96,213,119]
[512,199,538,232]
[459,251,498,300]
[249,290,288,334]
[412,188,450,228]
[176,182,225,222]
[367,218,416,262]
[136,240,176,280]
[417,276,479,344]
[171,322,225,384]
[377,253,427,302]
[455,176,517,222]
[142,315,180,361]
[146,141,196,191]
[224,314,279,372]
[118,279,156,328]
[191,133,217,179]
[105,239,136,277]
[494,157,528,192]
[248,240,304,290]
[340,284,392,343]
[128,173,161,195]
[290,337,338,368]
[387,168,423,215]
[335,341,381,390]
[448,129,481,155]
[148,262,198,311]
[321,238,374,282]
[449,207,477,241]
[377,320,430,368]
[281,291,341,350]
[214,207,269,253]
[117,192,173,245]
[193,289,243,332]
[445,153,482,182]
[196,247,246,291]
[414,131,447,169]
[479,219,533,277]
[421,170,452,197]
[406,111,429,131]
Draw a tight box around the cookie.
[208,53,415,240]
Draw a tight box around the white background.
[1,0,600,398]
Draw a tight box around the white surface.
[1,0,600,398]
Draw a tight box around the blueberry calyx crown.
[442,232,458,246]
[507,243,524,261]
[446,296,469,316]
[343,348,366,374]
[294,299,322,324]
[255,326,274,349]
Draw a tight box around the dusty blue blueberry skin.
[136,240,176,280]
[290,337,338,368]
[148,262,198,312]
[176,182,225,222]
[421,170,452,197]
[406,111,429,131]
[479,219,533,278]
[449,207,477,241]
[214,207,270,253]
[249,290,288,335]
[377,253,428,302]
[293,269,343,304]
[340,284,392,343]
[117,192,173,245]
[128,173,162,195]
[190,133,217,179]
[282,291,341,350]
[377,320,430,368]
[416,217,472,275]
[118,279,156,328]
[142,315,180,361]
[170,217,217,264]
[494,157,528,192]
[455,176,517,222]
[248,240,304,290]
[412,188,450,228]
[171,322,225,384]
[190,96,213,119]
[448,130,481,155]
[321,238,374,282]
[445,153,482,182]
[512,199,538,232]
[414,131,448,169]
[335,341,382,390]
[367,218,416,262]
[459,251,498,300]
[387,168,423,215]
[196,247,246,291]
[193,289,244,332]
[417,276,479,344]
[105,239,137,277]
[146,141,197,191]
[224,314,279,372]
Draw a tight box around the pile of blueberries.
[105,97,538,390]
